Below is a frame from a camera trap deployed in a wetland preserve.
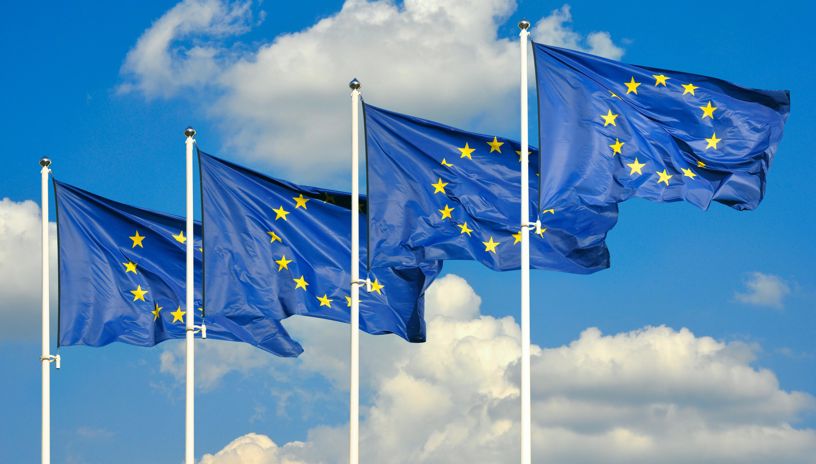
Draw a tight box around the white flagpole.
[518,19,532,464]
[184,127,197,464]
[40,157,56,464]
[348,78,361,464]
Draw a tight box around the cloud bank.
[0,198,56,341]
[184,274,816,464]
[120,1,624,183]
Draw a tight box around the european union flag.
[533,43,790,211]
[54,181,303,356]
[364,103,616,273]
[199,151,440,343]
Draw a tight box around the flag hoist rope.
[519,19,533,464]
[349,78,362,464]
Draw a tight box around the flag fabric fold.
[199,151,439,343]
[54,180,303,356]
[364,103,616,274]
[533,43,790,212]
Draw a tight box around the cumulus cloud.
[189,274,816,464]
[0,198,57,341]
[734,272,791,309]
[159,339,287,391]
[200,433,307,464]
[119,0,257,98]
[530,5,623,60]
[120,0,624,183]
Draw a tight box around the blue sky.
[1,1,814,463]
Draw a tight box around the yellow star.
[293,275,309,291]
[681,83,698,96]
[482,236,500,253]
[487,137,504,153]
[624,76,641,94]
[458,143,475,160]
[513,231,522,245]
[129,231,145,248]
[705,132,721,150]
[656,169,673,186]
[697,160,707,168]
[681,167,697,179]
[609,90,621,99]
[458,222,473,236]
[439,204,454,220]
[542,208,555,215]
[171,306,185,324]
[293,194,309,209]
[515,149,532,163]
[123,261,138,274]
[321,192,336,204]
[699,101,717,119]
[317,294,332,308]
[273,206,290,221]
[172,231,186,244]
[609,138,624,156]
[653,74,670,86]
[267,231,282,243]
[536,227,548,237]
[368,279,384,295]
[275,255,293,271]
[627,158,646,176]
[431,178,449,194]
[151,303,162,321]
[130,285,148,302]
[601,110,619,127]
[441,158,454,167]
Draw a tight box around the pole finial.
[519,19,530,30]
[184,127,196,138]
[39,157,51,168]
[349,78,361,90]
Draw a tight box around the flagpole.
[518,19,532,464]
[40,157,54,464]
[348,78,361,464]
[184,127,196,464]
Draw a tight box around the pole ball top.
[184,127,196,138]
[519,20,531,30]
[349,78,361,90]
[39,157,51,168]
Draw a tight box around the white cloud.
[530,5,623,60]
[0,198,57,341]
[192,274,816,464]
[119,0,257,98]
[735,272,791,309]
[75,426,114,440]
[199,433,308,464]
[120,1,624,184]
[159,338,295,391]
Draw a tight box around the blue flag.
[199,151,440,343]
[364,103,616,273]
[533,43,790,211]
[54,181,303,356]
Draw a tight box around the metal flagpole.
[40,157,58,464]
[348,78,361,464]
[184,127,197,464]
[518,19,532,464]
